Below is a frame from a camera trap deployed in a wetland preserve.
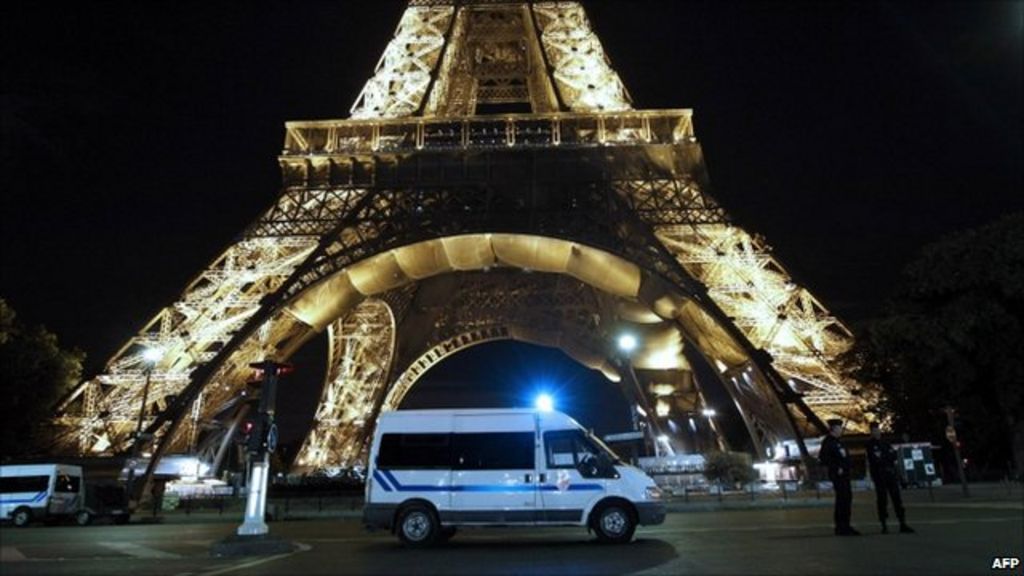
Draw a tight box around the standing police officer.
[866,422,915,534]
[819,418,860,536]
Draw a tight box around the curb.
[665,499,832,513]
[148,483,1021,524]
[153,502,834,524]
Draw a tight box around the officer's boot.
[880,520,888,534]
[899,521,915,534]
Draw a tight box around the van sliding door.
[449,414,538,524]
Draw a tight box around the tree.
[0,298,85,460]
[843,214,1024,478]
[702,451,757,490]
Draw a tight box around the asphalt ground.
[1,488,1020,576]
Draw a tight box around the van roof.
[0,463,82,476]
[382,408,545,416]
[377,408,582,429]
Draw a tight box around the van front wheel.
[74,511,92,526]
[592,503,636,544]
[12,507,32,527]
[396,504,439,548]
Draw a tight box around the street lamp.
[134,347,165,441]
[127,346,163,511]
[699,407,721,452]
[617,333,638,353]
[614,333,673,457]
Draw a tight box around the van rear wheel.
[592,503,636,544]
[396,503,439,548]
[74,510,92,526]
[12,507,32,527]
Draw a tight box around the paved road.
[1,495,1020,575]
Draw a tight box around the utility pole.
[945,406,970,497]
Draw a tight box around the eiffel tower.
[51,0,869,482]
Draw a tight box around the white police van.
[363,409,666,546]
[0,464,87,527]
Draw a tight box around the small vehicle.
[0,464,130,527]
[1,464,86,527]
[363,408,666,546]
[83,482,131,525]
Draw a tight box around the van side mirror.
[596,453,618,478]
[577,454,600,478]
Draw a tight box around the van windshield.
[585,431,623,465]
[55,473,81,493]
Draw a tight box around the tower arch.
[271,233,801,471]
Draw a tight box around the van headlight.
[645,486,664,501]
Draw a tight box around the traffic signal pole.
[236,360,288,537]
[945,406,970,497]
[238,452,272,536]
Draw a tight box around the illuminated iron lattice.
[293,299,395,470]
[50,0,866,481]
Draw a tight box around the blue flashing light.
[535,393,555,412]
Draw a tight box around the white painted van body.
[0,464,84,527]
[364,409,665,545]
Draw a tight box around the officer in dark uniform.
[819,418,859,535]
[866,422,915,534]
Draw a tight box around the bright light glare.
[617,333,638,352]
[535,393,554,412]
[702,409,717,418]
[142,347,165,363]
[656,435,669,443]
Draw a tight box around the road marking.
[99,542,182,559]
[198,543,310,576]
[1,546,27,562]
[200,553,292,576]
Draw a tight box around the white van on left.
[0,464,87,527]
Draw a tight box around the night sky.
[3,2,1021,438]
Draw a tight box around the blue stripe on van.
[373,470,393,492]
[542,484,604,492]
[381,469,449,492]
[0,491,47,504]
[377,470,603,493]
